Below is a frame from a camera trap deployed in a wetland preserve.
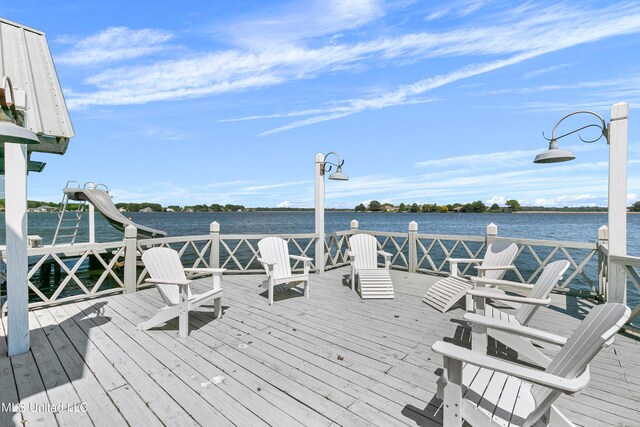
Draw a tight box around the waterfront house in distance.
[28,205,56,213]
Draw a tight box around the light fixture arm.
[543,110,609,144]
[320,151,345,175]
[1,76,20,125]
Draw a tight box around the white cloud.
[63,2,640,112]
[227,0,385,48]
[415,148,542,168]
[424,0,487,21]
[414,144,603,169]
[57,27,172,66]
[485,196,506,206]
[532,194,602,207]
[523,63,572,79]
[256,4,640,135]
[277,201,291,208]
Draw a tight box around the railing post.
[124,225,138,294]
[598,225,609,300]
[350,219,359,235]
[210,221,220,268]
[486,223,497,245]
[408,221,418,273]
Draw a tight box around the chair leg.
[471,296,487,353]
[471,323,488,355]
[213,297,222,319]
[548,404,576,427]
[137,306,179,331]
[268,279,274,305]
[304,279,309,298]
[178,286,189,338]
[351,268,355,290]
[443,357,463,426]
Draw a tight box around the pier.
[2,267,638,426]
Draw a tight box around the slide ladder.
[52,181,88,246]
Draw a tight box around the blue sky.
[4,0,640,208]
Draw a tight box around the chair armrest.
[472,277,534,290]
[467,289,551,306]
[347,250,355,258]
[432,341,589,393]
[257,257,276,268]
[377,250,392,258]
[184,268,226,275]
[447,258,481,264]
[145,278,189,286]
[463,313,568,345]
[474,265,516,272]
[290,255,313,262]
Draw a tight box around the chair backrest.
[142,247,191,306]
[526,303,630,425]
[480,241,518,280]
[348,234,379,270]
[515,260,570,325]
[258,237,292,279]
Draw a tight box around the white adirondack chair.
[257,237,312,305]
[465,260,570,366]
[348,233,394,299]
[423,241,518,312]
[433,303,630,427]
[138,247,225,338]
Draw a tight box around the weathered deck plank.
[0,317,23,426]
[0,267,638,426]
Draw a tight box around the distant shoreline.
[516,211,639,214]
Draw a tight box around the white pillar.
[315,153,325,273]
[408,221,418,273]
[486,223,498,245]
[88,204,95,243]
[606,102,629,304]
[209,221,220,268]
[4,142,30,356]
[123,225,138,293]
[86,182,96,243]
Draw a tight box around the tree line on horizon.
[114,203,247,212]
[4,199,633,213]
[354,199,523,213]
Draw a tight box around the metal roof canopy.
[0,17,74,157]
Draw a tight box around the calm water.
[3,211,639,252]
[1,211,639,309]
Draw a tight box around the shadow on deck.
[1,267,638,426]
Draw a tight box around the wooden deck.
[1,268,639,426]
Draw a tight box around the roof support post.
[4,142,30,356]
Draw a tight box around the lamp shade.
[328,165,349,180]
[533,139,575,163]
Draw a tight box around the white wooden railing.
[607,253,640,332]
[0,219,613,314]
[347,220,600,294]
